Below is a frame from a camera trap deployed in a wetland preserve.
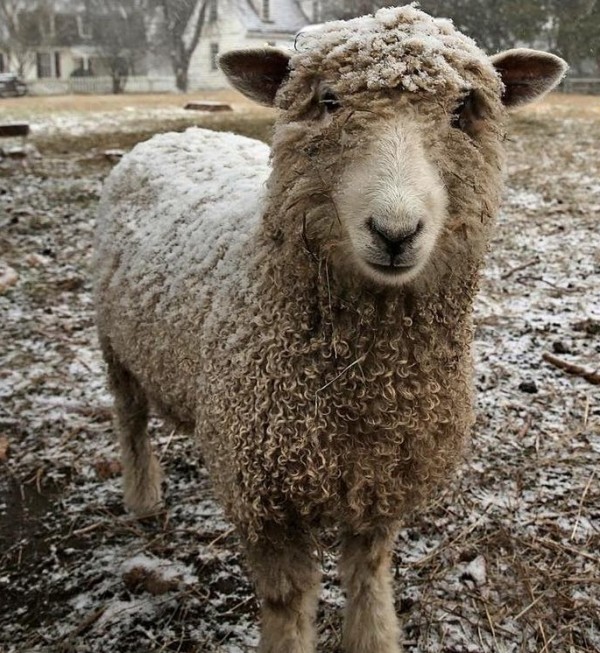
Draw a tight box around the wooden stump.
[0,123,30,137]
[184,101,233,112]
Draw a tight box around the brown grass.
[518,91,600,120]
[32,113,277,157]
[0,88,272,115]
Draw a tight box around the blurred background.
[0,0,599,96]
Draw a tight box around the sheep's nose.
[367,218,423,257]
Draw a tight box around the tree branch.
[184,0,208,60]
[542,352,600,386]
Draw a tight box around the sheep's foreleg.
[246,529,321,653]
[339,528,402,653]
[103,342,162,516]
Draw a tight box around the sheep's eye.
[451,91,473,131]
[319,89,341,113]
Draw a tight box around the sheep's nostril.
[367,218,422,257]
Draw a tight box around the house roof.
[238,0,309,37]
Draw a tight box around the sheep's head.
[221,6,567,289]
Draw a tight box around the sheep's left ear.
[219,48,291,107]
[491,48,568,109]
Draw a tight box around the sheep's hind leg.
[339,528,402,653]
[103,343,162,517]
[245,526,321,653]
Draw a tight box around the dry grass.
[33,112,277,156]
[520,92,600,120]
[0,87,277,157]
[0,88,270,115]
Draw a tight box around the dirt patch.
[0,105,598,652]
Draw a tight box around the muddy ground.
[0,95,598,653]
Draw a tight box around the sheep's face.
[269,79,509,288]
[331,110,449,285]
[280,84,496,287]
[220,7,567,289]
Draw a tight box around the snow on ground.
[0,101,598,653]
[0,92,271,141]
[19,106,195,138]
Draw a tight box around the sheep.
[94,6,567,652]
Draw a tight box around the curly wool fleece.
[95,6,506,542]
[287,5,495,97]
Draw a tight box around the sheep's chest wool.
[197,262,480,539]
[95,5,567,652]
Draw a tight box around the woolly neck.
[257,184,479,353]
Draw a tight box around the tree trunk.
[164,0,210,94]
[175,66,188,92]
[111,69,127,94]
[173,42,192,92]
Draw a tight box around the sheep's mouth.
[368,262,415,275]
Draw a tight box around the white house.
[0,1,94,82]
[188,0,314,90]
[0,0,171,94]
[1,0,317,93]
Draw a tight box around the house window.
[36,51,61,78]
[0,53,5,73]
[209,0,218,23]
[36,52,53,78]
[262,0,270,21]
[210,42,219,71]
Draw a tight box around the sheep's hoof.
[125,493,164,519]
[123,465,164,518]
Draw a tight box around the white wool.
[97,128,270,346]
[292,5,491,95]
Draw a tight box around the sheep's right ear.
[219,48,291,107]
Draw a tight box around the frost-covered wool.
[95,129,270,424]
[287,5,493,97]
[94,7,569,650]
[95,7,508,543]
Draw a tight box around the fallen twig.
[571,470,596,541]
[501,257,539,280]
[542,352,600,385]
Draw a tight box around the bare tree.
[543,0,598,74]
[87,0,149,93]
[158,0,213,92]
[320,0,546,51]
[0,0,45,77]
[419,0,547,53]
[320,0,599,72]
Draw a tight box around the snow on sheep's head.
[221,6,567,288]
